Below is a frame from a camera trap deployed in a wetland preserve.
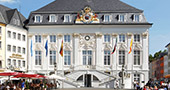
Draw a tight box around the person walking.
[21,80,25,90]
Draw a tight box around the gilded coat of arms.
[76,7,100,24]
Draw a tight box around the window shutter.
[69,15,72,22]
[33,16,35,22]
[131,14,134,21]
[40,16,43,22]
[101,15,104,21]
[109,15,112,22]
[139,14,142,22]
[116,15,119,21]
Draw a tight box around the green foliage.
[149,49,168,62]
[25,81,29,89]
[149,54,154,62]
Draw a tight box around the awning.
[164,75,170,78]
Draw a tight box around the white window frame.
[18,60,21,67]
[64,51,71,65]
[35,51,42,65]
[13,59,16,67]
[50,35,56,43]
[104,51,111,65]
[7,45,11,52]
[82,50,92,65]
[0,41,1,49]
[134,34,140,42]
[0,27,1,34]
[64,14,71,22]
[119,50,125,65]
[134,50,140,65]
[119,14,125,22]
[22,35,26,41]
[35,35,41,43]
[13,32,16,39]
[133,14,140,22]
[49,14,57,22]
[18,33,21,40]
[22,48,25,54]
[104,35,110,42]
[13,46,16,52]
[22,61,25,67]
[34,15,43,23]
[50,51,56,65]
[104,14,111,22]
[8,59,11,66]
[7,31,11,38]
[119,34,125,42]
[64,35,71,43]
[134,74,140,83]
[18,47,21,53]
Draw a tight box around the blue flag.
[30,40,33,57]
[45,40,48,56]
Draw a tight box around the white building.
[0,5,27,72]
[27,0,152,89]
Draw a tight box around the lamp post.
[121,63,125,89]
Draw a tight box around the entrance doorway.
[84,74,91,87]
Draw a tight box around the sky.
[0,0,170,55]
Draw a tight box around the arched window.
[77,75,83,81]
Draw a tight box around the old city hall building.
[27,0,152,89]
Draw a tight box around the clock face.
[85,35,90,41]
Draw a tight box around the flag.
[111,38,117,54]
[128,38,133,54]
[30,40,33,57]
[59,40,63,57]
[45,40,48,56]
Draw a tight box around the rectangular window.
[49,15,56,22]
[64,51,71,65]
[64,15,70,22]
[119,34,125,42]
[18,34,21,40]
[13,46,16,52]
[35,15,42,22]
[0,41,1,49]
[134,74,140,83]
[119,15,124,22]
[13,60,16,67]
[35,51,42,65]
[18,47,21,53]
[104,51,110,65]
[104,35,110,42]
[23,61,25,67]
[22,35,26,41]
[35,35,41,43]
[104,15,110,22]
[8,59,11,66]
[7,45,11,51]
[134,34,140,42]
[22,48,25,54]
[119,50,125,65]
[8,31,11,38]
[50,35,56,42]
[82,50,92,65]
[50,51,56,65]
[13,32,16,39]
[134,50,140,65]
[64,35,70,42]
[134,15,140,22]
[18,60,21,67]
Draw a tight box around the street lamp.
[121,63,125,89]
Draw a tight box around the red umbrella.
[13,73,46,78]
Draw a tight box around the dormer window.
[35,15,42,23]
[64,14,71,22]
[49,14,57,22]
[119,14,125,22]
[133,14,140,22]
[104,15,111,22]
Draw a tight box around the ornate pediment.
[76,6,100,24]
[79,34,96,49]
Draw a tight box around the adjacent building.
[0,5,27,72]
[27,0,152,89]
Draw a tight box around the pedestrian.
[1,83,5,90]
[21,80,25,90]
[136,83,140,90]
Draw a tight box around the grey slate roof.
[34,0,143,13]
[0,4,26,28]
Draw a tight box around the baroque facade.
[27,0,152,89]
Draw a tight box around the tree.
[149,54,154,62]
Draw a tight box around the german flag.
[128,38,133,54]
[59,40,63,57]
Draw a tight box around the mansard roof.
[0,4,26,28]
[34,0,143,13]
